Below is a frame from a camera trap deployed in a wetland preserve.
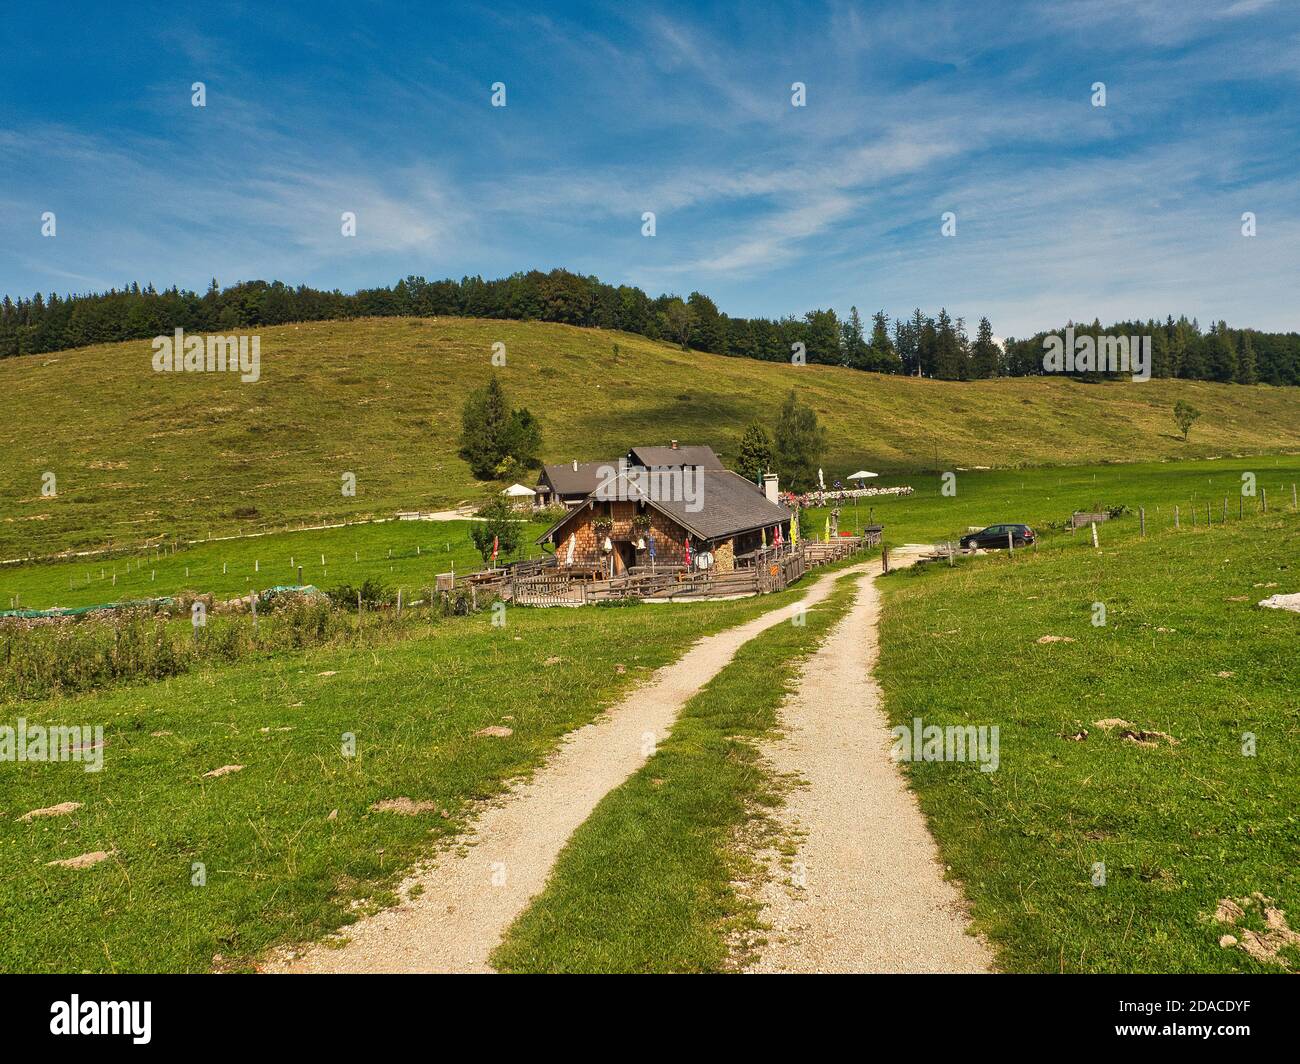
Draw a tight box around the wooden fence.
[451,533,873,608]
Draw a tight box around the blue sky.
[2,0,1298,336]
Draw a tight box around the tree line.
[2,270,1296,385]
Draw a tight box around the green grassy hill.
[2,317,1297,558]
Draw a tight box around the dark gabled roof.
[627,444,723,469]
[536,468,790,545]
[655,469,790,539]
[538,461,616,496]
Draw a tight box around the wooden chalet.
[536,444,792,578]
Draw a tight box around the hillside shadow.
[575,394,756,448]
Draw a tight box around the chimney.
[763,473,779,505]
[670,439,678,450]
[572,459,578,472]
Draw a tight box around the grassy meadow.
[875,508,1300,972]
[1,516,550,613]
[0,575,828,974]
[4,454,1297,612]
[3,316,1299,559]
[803,454,1300,547]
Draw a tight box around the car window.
[984,525,1004,534]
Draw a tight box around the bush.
[534,504,569,526]
[325,579,393,611]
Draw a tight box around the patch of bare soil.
[1210,893,1300,966]
[47,850,115,869]
[18,801,82,822]
[370,798,440,816]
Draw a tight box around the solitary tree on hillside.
[736,421,773,482]
[458,374,543,479]
[1173,399,1201,441]
[771,390,828,492]
[661,298,695,350]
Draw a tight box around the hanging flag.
[647,533,657,560]
[491,535,499,562]
[824,516,831,542]
[774,523,783,547]
[790,511,799,545]
[761,526,767,549]
[684,538,693,568]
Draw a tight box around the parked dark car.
[960,523,1036,550]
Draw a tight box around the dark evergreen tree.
[771,390,828,492]
[736,421,774,481]
[971,316,1000,378]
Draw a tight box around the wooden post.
[297,566,303,585]
[1090,522,1098,548]
[1008,530,1015,555]
[1293,483,1298,510]
[1240,496,1244,519]
[948,541,955,567]
[1139,507,1146,537]
[1262,487,1268,513]
[396,589,402,617]
[1223,497,1228,522]
[357,590,362,614]
[882,546,890,574]
[251,593,258,632]
[1174,505,1180,529]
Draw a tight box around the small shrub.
[325,579,393,611]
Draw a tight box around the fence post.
[882,546,890,574]
[1008,530,1014,556]
[1240,496,1244,519]
[396,589,402,617]
[1090,522,1099,548]
[1262,487,1268,514]
[1174,505,1180,529]
[1139,507,1146,537]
